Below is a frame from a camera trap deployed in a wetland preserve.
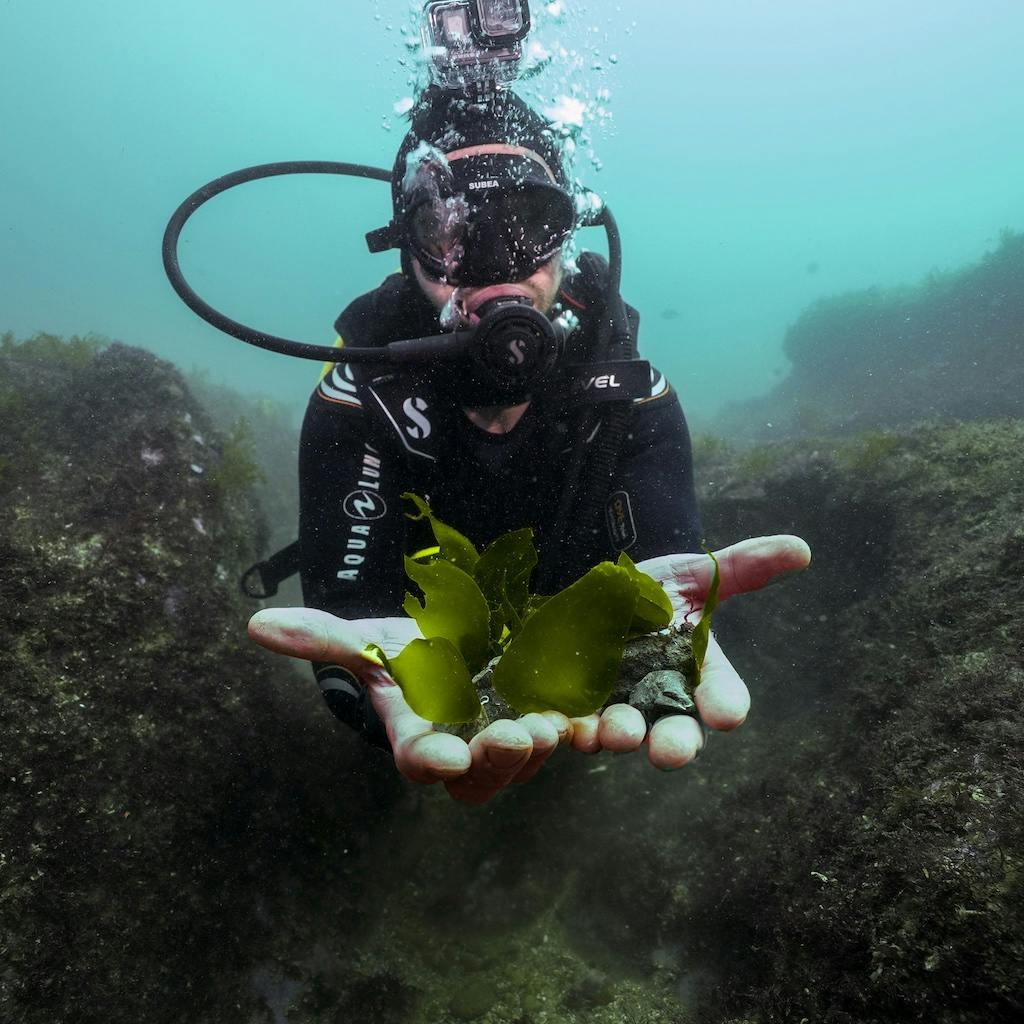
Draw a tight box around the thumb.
[714,534,812,600]
[248,606,379,677]
[636,535,811,614]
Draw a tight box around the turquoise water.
[2,0,1023,426]
[3,7,1023,1022]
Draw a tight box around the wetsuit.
[299,253,703,747]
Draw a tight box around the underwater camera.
[422,0,531,88]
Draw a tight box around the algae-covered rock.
[668,420,1024,1022]
[719,229,1024,439]
[448,974,498,1019]
[0,335,396,1024]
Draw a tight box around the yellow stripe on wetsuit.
[319,336,346,382]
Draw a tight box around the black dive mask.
[369,146,577,287]
[406,180,575,287]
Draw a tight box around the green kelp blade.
[403,556,492,672]
[513,594,550,648]
[492,562,639,717]
[617,551,673,636]
[389,637,481,723]
[690,548,721,676]
[402,493,479,575]
[363,643,392,673]
[474,528,538,642]
[495,591,522,648]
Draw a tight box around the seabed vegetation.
[1,231,1022,1024]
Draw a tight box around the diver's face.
[411,251,565,326]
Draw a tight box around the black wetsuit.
[299,254,703,747]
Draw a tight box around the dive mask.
[369,145,576,287]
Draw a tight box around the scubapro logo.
[343,490,387,521]
[507,339,528,366]
[402,396,432,440]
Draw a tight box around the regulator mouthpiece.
[467,295,561,398]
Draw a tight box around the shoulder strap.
[240,277,442,599]
[359,372,452,468]
[323,275,453,467]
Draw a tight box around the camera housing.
[422,0,531,88]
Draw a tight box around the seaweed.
[688,547,720,677]
[0,329,105,366]
[206,417,266,499]
[384,494,689,724]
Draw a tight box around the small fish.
[660,308,680,321]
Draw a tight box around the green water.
[2,0,1022,425]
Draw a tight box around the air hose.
[162,161,392,362]
[538,205,634,592]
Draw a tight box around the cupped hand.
[247,607,574,804]
[568,534,812,770]
[247,534,810,799]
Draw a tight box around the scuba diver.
[165,0,811,804]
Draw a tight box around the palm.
[249,535,811,802]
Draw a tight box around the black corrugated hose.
[538,205,636,592]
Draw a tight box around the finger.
[444,719,534,804]
[543,711,575,748]
[569,713,602,754]
[395,731,474,784]
[509,712,563,785]
[597,703,647,752]
[248,606,377,674]
[714,535,812,601]
[364,671,471,783]
[637,535,811,613]
[648,714,705,770]
[694,634,751,731]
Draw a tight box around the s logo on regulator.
[507,339,528,366]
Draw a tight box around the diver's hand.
[246,608,572,803]
[567,535,812,771]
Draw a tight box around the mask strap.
[444,143,559,185]
[366,223,400,253]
